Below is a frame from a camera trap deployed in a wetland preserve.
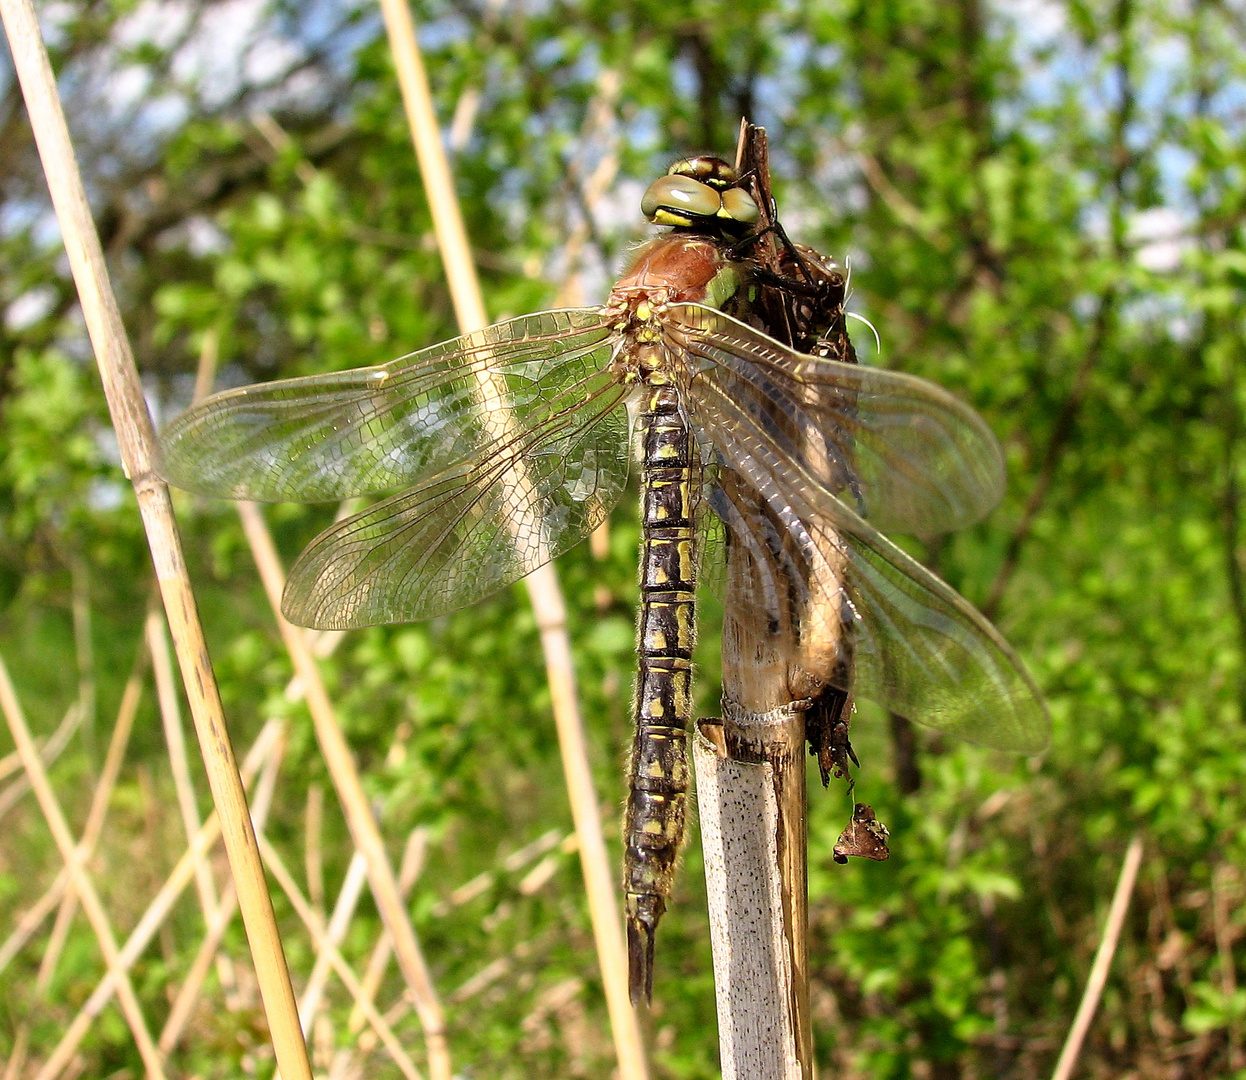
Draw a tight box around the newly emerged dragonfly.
[159,153,1048,1003]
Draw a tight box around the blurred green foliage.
[3,0,1246,1077]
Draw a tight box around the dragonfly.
[158,152,1049,1004]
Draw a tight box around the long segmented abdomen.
[624,383,697,1004]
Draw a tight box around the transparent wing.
[281,383,632,629]
[158,310,616,501]
[686,337,1049,753]
[832,512,1047,751]
[668,303,1005,535]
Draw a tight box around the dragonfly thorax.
[603,292,680,385]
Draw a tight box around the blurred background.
[2,0,1245,1077]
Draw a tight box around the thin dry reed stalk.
[0,701,82,822]
[257,835,425,1080]
[147,604,227,946]
[3,638,147,1079]
[299,850,370,1033]
[347,827,428,1033]
[159,720,287,1054]
[0,1,313,1074]
[1050,834,1145,1080]
[0,651,167,1080]
[375,3,646,1075]
[36,642,146,984]
[183,309,451,1077]
[237,500,453,1080]
[69,556,96,763]
[306,783,326,917]
[0,703,79,782]
[342,830,579,1074]
[0,648,143,979]
[32,719,286,1080]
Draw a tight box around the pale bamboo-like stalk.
[160,720,286,1054]
[237,500,452,1080]
[256,835,425,1080]
[0,701,82,821]
[340,830,576,1077]
[69,555,96,763]
[3,640,147,1080]
[1,1030,29,1080]
[297,850,369,1034]
[158,722,285,1051]
[336,828,428,1078]
[346,826,427,1033]
[1049,835,1144,1080]
[0,701,80,786]
[160,879,241,1053]
[0,3,313,1076]
[0,651,167,1080]
[1213,864,1244,1069]
[693,719,808,1080]
[375,4,646,1075]
[305,782,326,917]
[33,719,285,1080]
[0,650,143,981]
[147,605,226,936]
[36,646,145,982]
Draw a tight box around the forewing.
[688,353,1049,753]
[668,303,1005,535]
[158,310,616,501]
[281,383,632,629]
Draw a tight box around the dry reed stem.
[346,831,577,1075]
[35,639,147,985]
[333,831,428,1080]
[147,605,226,937]
[1050,834,1145,1080]
[0,649,144,979]
[192,328,220,406]
[0,879,68,977]
[0,701,79,781]
[2,1029,29,1080]
[162,738,284,1056]
[256,835,424,1080]
[1212,864,1243,1069]
[33,719,285,1080]
[375,3,645,1074]
[159,879,242,1053]
[69,555,96,765]
[158,720,287,1054]
[551,71,621,311]
[2,640,148,1080]
[306,783,326,917]
[237,499,452,1080]
[299,851,370,1033]
[347,827,428,1034]
[0,702,82,821]
[0,1,313,1074]
[0,651,167,1080]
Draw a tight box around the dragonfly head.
[641,156,760,234]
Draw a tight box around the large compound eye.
[718,186,760,225]
[668,155,739,190]
[641,174,722,224]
